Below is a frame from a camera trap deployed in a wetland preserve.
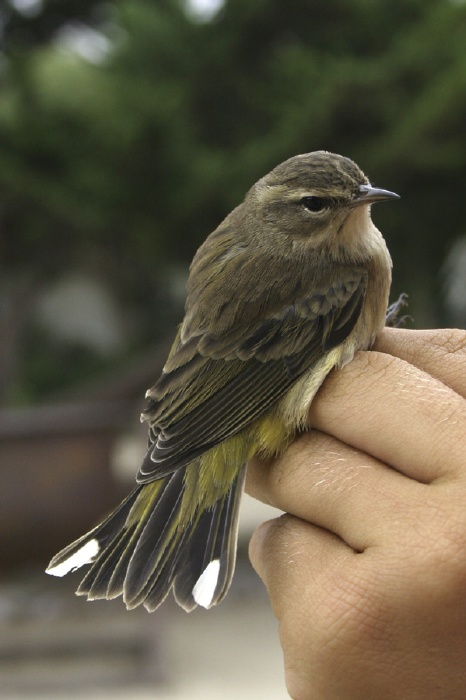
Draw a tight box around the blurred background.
[1,0,466,697]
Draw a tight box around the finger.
[249,515,394,700]
[309,350,466,483]
[374,328,466,398]
[249,513,352,621]
[249,514,352,699]
[247,429,424,552]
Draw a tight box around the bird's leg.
[385,293,411,327]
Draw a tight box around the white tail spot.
[192,559,220,608]
[46,539,100,577]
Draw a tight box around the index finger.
[309,349,466,484]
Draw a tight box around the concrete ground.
[1,566,288,700]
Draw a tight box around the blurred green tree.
[1,0,465,404]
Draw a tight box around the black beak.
[354,184,400,206]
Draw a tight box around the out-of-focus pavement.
[0,564,287,700]
[0,497,289,699]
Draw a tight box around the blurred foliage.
[1,0,466,404]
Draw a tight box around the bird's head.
[248,151,399,261]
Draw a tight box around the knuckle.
[440,328,466,356]
[423,327,466,361]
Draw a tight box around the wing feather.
[138,267,367,482]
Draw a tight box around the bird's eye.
[301,196,327,213]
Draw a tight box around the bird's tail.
[46,464,246,612]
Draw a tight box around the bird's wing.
[138,265,367,482]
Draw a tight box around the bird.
[47,151,399,612]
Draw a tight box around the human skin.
[247,328,466,700]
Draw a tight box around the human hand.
[247,328,466,700]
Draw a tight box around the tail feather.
[123,470,186,606]
[46,487,142,579]
[173,466,245,610]
[76,476,176,602]
[138,527,192,611]
[46,464,246,612]
[77,523,137,599]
